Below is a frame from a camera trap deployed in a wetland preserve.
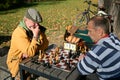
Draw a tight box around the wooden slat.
[58,71,70,80]
[20,58,31,65]
[24,61,33,68]
[66,68,80,80]
[19,55,80,80]
[44,67,55,75]
[50,69,62,78]
[30,63,40,70]
[37,65,47,72]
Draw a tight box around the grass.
[0,0,97,47]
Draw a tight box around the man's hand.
[30,24,40,40]
[64,25,80,43]
[22,53,28,58]
[78,54,85,61]
[66,35,80,44]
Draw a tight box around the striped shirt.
[77,33,120,80]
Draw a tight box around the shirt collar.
[95,34,109,45]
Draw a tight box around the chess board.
[31,47,80,72]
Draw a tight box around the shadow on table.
[45,44,57,53]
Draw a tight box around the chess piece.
[55,47,59,53]
[49,55,53,64]
[52,58,57,64]
[55,54,60,63]
[46,61,51,68]
[71,53,77,59]
[68,50,72,58]
[65,59,71,70]
[51,50,56,58]
[38,50,44,60]
[60,54,64,60]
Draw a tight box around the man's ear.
[97,27,104,36]
[24,17,28,22]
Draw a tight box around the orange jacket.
[6,25,49,77]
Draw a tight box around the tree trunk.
[98,0,120,39]
[110,0,120,39]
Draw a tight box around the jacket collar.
[19,20,30,31]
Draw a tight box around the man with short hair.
[6,8,49,80]
[77,16,120,80]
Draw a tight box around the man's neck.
[95,34,109,44]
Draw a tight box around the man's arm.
[77,50,99,75]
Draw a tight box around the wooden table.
[19,55,80,80]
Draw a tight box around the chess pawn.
[55,47,60,54]
[55,54,59,63]
[53,52,56,58]
[81,46,85,54]
[60,53,64,60]
[83,45,87,54]
[68,50,72,58]
[50,50,54,55]
[66,59,71,70]
[49,55,53,64]
[43,53,47,59]
[51,57,56,64]
[49,59,52,64]
[51,50,56,58]
[76,50,80,56]
[39,50,44,60]
[81,45,87,54]
[79,46,82,51]
[55,47,59,52]
[49,55,54,64]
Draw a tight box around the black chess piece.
[31,57,36,63]
[53,59,57,65]
[66,59,71,70]
[60,54,64,60]
[35,60,40,64]
[12,77,15,80]
[71,54,77,59]
[46,62,52,68]
[31,58,34,63]
[76,50,80,56]
[43,61,47,67]
[34,59,38,64]
[68,50,72,58]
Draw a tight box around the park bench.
[0,47,12,80]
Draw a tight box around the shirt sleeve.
[77,50,100,75]
[11,27,39,57]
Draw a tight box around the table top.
[19,44,81,80]
[19,55,80,80]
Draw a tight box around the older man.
[6,8,49,80]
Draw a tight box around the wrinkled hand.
[22,53,28,58]
[30,25,40,40]
[66,35,80,43]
